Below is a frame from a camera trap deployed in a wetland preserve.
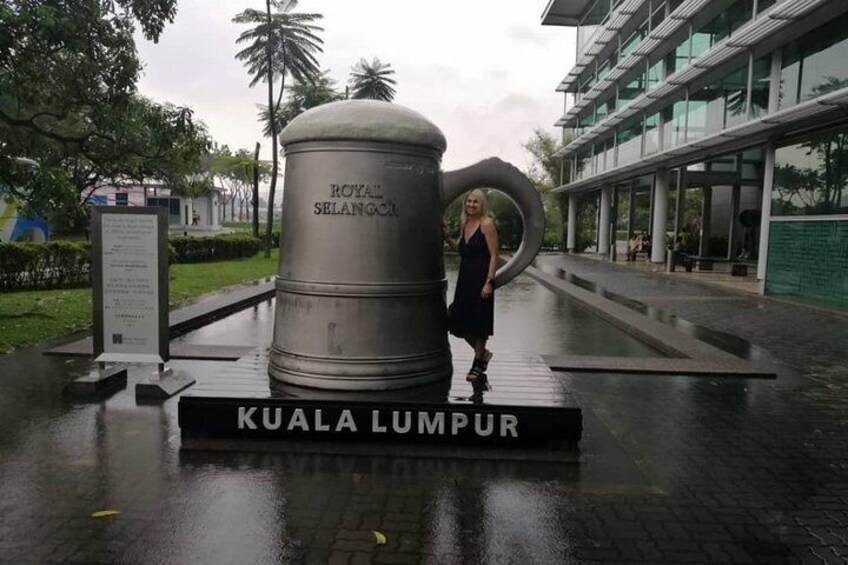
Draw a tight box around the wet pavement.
[1,257,847,564]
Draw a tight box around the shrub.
[169,233,261,263]
[0,233,264,291]
[0,241,91,291]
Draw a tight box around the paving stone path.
[538,254,848,565]
[0,258,846,564]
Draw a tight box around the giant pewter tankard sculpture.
[270,100,544,390]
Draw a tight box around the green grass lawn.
[0,250,279,354]
[222,221,266,232]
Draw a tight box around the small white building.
[88,183,225,234]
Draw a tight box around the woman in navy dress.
[448,189,499,383]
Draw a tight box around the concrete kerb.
[45,279,277,358]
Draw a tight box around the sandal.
[466,359,485,382]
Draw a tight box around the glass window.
[115,193,128,206]
[595,96,615,123]
[690,0,753,60]
[779,12,848,109]
[644,112,661,155]
[620,19,647,59]
[773,128,848,216]
[578,72,595,97]
[617,117,643,166]
[647,59,664,91]
[741,147,764,181]
[662,100,687,149]
[650,0,666,31]
[666,36,691,76]
[686,91,708,142]
[594,142,607,173]
[578,110,596,129]
[750,56,771,119]
[575,147,594,181]
[721,65,750,129]
[757,0,778,14]
[618,72,646,111]
[707,155,736,173]
[597,61,611,84]
[604,137,615,170]
[687,63,749,140]
[578,0,612,56]
[669,0,684,12]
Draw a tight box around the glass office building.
[542,0,848,309]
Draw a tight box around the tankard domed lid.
[279,100,447,152]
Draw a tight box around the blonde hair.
[460,189,489,226]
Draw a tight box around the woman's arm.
[480,218,499,299]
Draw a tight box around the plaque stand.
[64,361,128,398]
[136,363,196,400]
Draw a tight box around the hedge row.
[0,234,268,291]
[169,233,261,263]
[0,241,91,291]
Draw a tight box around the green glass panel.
[644,112,661,155]
[620,20,647,59]
[691,0,753,59]
[666,37,690,76]
[647,59,664,91]
[662,100,687,149]
[773,129,848,216]
[779,12,848,109]
[618,72,646,111]
[766,220,848,309]
[616,118,643,165]
[750,56,771,118]
[579,110,596,128]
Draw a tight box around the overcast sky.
[135,0,576,191]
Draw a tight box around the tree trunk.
[252,141,261,238]
[264,0,279,258]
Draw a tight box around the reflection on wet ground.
[0,257,844,564]
[533,255,772,362]
[176,259,660,359]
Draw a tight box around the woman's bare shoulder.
[480,217,497,232]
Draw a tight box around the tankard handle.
[441,157,544,289]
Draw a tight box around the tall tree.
[523,129,569,249]
[212,146,270,224]
[258,70,341,136]
[348,57,397,101]
[252,141,261,237]
[234,0,323,257]
[0,0,206,221]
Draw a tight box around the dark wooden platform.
[178,348,582,453]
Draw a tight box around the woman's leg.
[473,337,487,360]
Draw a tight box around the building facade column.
[727,183,740,259]
[757,143,776,290]
[699,185,713,257]
[598,185,613,258]
[674,168,685,236]
[651,169,669,263]
[567,193,578,252]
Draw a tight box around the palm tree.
[233,0,323,257]
[257,70,342,136]
[348,57,397,101]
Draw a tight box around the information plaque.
[92,207,168,364]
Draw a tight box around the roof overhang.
[541,0,594,26]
